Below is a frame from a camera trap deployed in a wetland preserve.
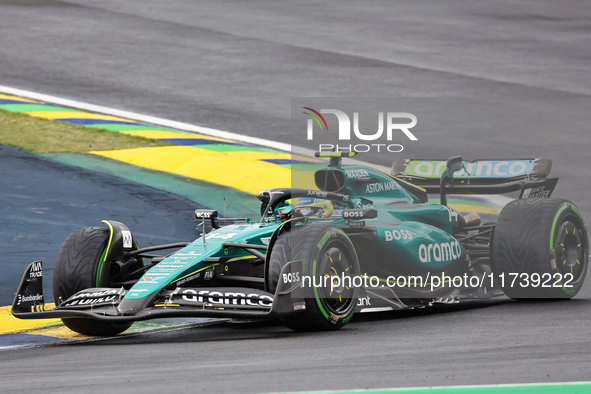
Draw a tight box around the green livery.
[12,152,588,335]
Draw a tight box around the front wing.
[12,261,303,322]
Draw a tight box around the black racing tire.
[53,227,142,336]
[268,224,360,331]
[492,198,588,299]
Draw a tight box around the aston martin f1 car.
[13,152,589,335]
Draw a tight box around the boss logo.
[195,210,218,219]
[343,210,365,218]
[384,229,413,241]
[343,209,378,219]
[282,272,300,283]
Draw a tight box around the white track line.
[0,85,391,172]
[268,381,591,394]
[0,85,291,150]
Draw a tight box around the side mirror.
[446,156,464,176]
[195,209,220,229]
[440,156,464,206]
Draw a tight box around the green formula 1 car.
[13,152,588,335]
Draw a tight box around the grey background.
[0,1,590,393]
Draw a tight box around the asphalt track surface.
[1,1,591,393]
[0,146,202,304]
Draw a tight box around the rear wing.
[391,158,558,199]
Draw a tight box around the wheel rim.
[555,220,585,282]
[317,245,356,315]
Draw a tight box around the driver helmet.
[293,197,334,218]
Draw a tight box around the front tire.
[53,226,143,336]
[268,224,360,331]
[492,198,588,299]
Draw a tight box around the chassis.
[13,152,589,334]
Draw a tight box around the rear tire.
[53,227,142,336]
[268,224,359,331]
[492,198,588,299]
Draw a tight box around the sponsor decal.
[345,169,369,178]
[408,160,533,178]
[384,229,413,241]
[63,289,119,306]
[204,268,215,281]
[29,261,42,279]
[195,210,218,219]
[180,289,273,307]
[522,186,551,198]
[141,276,166,283]
[418,240,462,263]
[355,201,373,209]
[130,289,149,296]
[65,296,117,306]
[172,251,203,257]
[316,231,332,250]
[260,237,271,246]
[122,230,132,249]
[157,264,185,269]
[155,266,180,273]
[342,209,377,219]
[343,210,365,219]
[176,272,201,287]
[17,294,43,305]
[282,272,300,284]
[307,190,328,198]
[206,232,237,240]
[365,181,399,194]
[296,197,314,206]
[349,220,366,227]
[357,296,371,306]
[68,289,118,300]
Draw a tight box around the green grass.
[0,109,172,153]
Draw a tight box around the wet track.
[1,1,590,392]
[0,146,204,304]
[2,300,591,393]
